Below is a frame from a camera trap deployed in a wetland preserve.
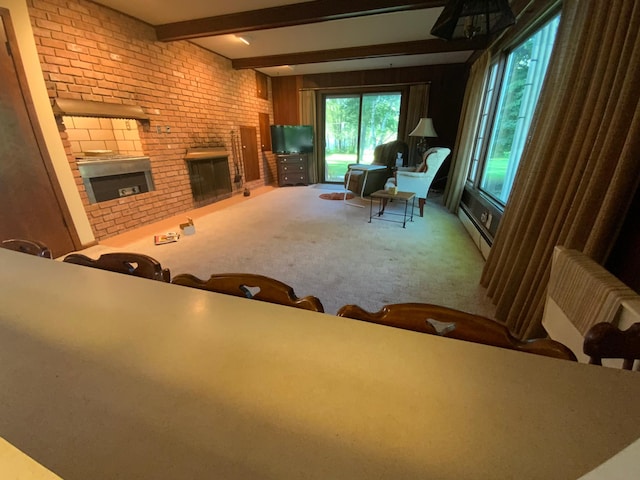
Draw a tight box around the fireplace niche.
[77,156,154,204]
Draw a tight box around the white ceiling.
[93,1,476,76]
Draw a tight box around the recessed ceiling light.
[236,35,251,45]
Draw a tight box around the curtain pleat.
[299,90,318,183]
[444,51,490,212]
[481,0,640,338]
[406,84,429,166]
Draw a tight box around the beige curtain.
[405,84,429,166]
[444,50,491,212]
[299,89,318,183]
[481,0,640,338]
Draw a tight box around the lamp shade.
[409,118,438,138]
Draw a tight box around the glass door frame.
[316,86,410,184]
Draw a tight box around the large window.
[469,15,560,205]
[323,92,401,182]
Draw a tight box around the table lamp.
[409,117,438,157]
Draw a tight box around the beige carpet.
[78,185,496,317]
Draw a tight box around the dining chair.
[1,238,53,259]
[337,302,577,361]
[583,322,640,370]
[63,252,171,282]
[171,273,325,312]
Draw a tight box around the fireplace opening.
[185,148,232,207]
[90,171,150,202]
[77,156,154,204]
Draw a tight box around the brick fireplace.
[32,0,274,241]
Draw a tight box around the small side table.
[369,190,415,228]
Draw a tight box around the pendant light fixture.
[431,0,516,41]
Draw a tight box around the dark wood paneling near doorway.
[256,71,269,100]
[258,112,271,151]
[240,126,260,182]
[271,64,469,149]
[0,10,79,257]
[301,64,469,148]
[272,76,302,125]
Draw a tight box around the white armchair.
[385,147,450,217]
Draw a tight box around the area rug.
[319,192,354,200]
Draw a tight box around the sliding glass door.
[323,92,401,182]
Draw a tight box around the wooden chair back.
[337,303,577,361]
[171,273,324,312]
[1,238,53,258]
[583,322,640,370]
[63,252,171,282]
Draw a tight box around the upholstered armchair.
[344,140,408,197]
[386,147,450,216]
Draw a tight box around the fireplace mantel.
[184,147,231,160]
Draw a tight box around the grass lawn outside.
[481,156,509,199]
[325,153,379,182]
[325,153,356,182]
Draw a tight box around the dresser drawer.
[278,156,305,165]
[279,163,306,173]
[279,172,308,186]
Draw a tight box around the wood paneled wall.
[271,63,469,148]
[272,76,303,125]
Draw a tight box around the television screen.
[270,125,314,154]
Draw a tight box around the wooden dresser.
[277,154,308,186]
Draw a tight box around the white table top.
[347,163,387,171]
[1,249,639,480]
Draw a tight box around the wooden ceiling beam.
[231,37,487,69]
[156,0,447,41]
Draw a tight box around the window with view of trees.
[323,92,401,182]
[469,14,560,206]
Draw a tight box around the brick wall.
[28,0,275,240]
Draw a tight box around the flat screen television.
[270,125,314,154]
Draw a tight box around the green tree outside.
[324,93,401,181]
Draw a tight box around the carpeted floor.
[78,184,496,317]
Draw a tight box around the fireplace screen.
[185,148,232,207]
